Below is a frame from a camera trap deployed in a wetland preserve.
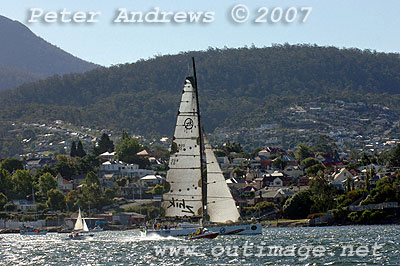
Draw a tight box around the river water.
[0,225,399,265]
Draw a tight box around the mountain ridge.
[0,15,100,91]
[0,44,399,137]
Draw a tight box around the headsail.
[82,218,89,232]
[74,208,89,232]
[74,208,84,231]
[161,77,203,218]
[204,135,240,223]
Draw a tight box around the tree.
[388,144,400,168]
[214,150,226,157]
[346,176,352,192]
[362,177,398,205]
[70,141,77,157]
[66,190,81,211]
[365,173,371,192]
[224,141,243,153]
[116,137,149,168]
[38,173,57,195]
[312,135,339,158]
[360,153,371,166]
[4,202,16,212]
[35,166,57,179]
[54,156,77,180]
[282,190,313,219]
[251,148,262,159]
[75,155,100,176]
[0,192,7,211]
[93,133,114,155]
[0,169,12,195]
[0,158,23,173]
[84,153,101,170]
[82,171,103,210]
[11,170,34,199]
[84,171,101,187]
[76,140,87,158]
[306,163,325,177]
[295,143,313,161]
[121,129,129,140]
[272,158,287,170]
[309,174,336,213]
[46,189,66,211]
[104,188,116,200]
[152,184,165,195]
[301,157,319,169]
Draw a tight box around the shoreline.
[262,219,400,228]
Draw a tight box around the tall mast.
[192,57,207,225]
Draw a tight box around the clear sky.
[1,0,399,66]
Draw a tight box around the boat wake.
[138,233,180,241]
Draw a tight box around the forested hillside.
[0,15,99,90]
[0,44,399,136]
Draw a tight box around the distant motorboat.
[20,226,48,235]
[90,226,103,232]
[187,228,219,240]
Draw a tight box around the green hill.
[0,44,399,138]
[0,15,100,91]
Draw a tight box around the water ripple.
[0,225,399,265]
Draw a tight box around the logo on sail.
[167,197,195,214]
[184,118,194,130]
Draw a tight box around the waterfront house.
[112,212,146,226]
[12,200,36,213]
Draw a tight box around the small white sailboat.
[67,208,90,240]
[143,58,262,237]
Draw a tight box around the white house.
[56,173,73,193]
[216,156,230,169]
[284,165,303,178]
[12,200,36,213]
[99,152,115,162]
[232,158,247,166]
[140,175,165,186]
[333,168,353,182]
[99,161,154,178]
[331,168,354,191]
[258,149,271,158]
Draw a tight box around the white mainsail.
[204,136,241,223]
[74,208,89,232]
[162,78,203,218]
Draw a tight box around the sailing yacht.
[67,208,90,240]
[143,58,262,237]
